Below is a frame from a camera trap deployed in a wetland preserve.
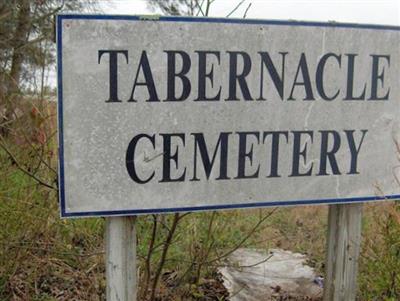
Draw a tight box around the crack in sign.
[143,151,165,163]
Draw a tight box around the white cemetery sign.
[57,15,400,217]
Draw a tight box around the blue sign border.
[57,14,400,217]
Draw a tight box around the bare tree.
[147,0,196,16]
[0,0,102,136]
[147,0,217,17]
[147,0,251,18]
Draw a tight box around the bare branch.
[226,0,246,17]
[206,208,277,264]
[194,0,205,16]
[0,137,57,190]
[142,215,158,298]
[205,0,211,16]
[150,213,181,301]
[243,2,252,18]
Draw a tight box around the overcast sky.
[103,0,400,25]
[47,0,399,88]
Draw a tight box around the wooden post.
[105,216,137,301]
[323,203,363,301]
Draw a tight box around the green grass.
[1,142,400,300]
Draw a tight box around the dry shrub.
[359,202,400,300]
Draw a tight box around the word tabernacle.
[98,50,390,103]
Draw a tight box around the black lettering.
[195,51,221,101]
[263,131,289,177]
[258,52,287,101]
[345,130,368,174]
[369,55,390,100]
[165,51,191,101]
[126,134,155,183]
[191,132,231,180]
[98,50,128,102]
[290,131,314,176]
[344,54,366,100]
[159,133,186,182]
[235,132,260,179]
[288,53,315,101]
[316,53,341,100]
[318,130,341,175]
[129,51,160,102]
[226,51,253,101]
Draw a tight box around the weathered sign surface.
[57,15,400,217]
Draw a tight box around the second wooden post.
[323,203,363,301]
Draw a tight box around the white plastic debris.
[219,248,323,300]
